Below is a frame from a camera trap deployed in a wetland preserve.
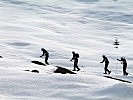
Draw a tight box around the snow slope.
[0,0,133,99]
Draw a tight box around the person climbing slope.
[117,57,128,76]
[100,55,111,74]
[70,51,80,71]
[40,48,49,65]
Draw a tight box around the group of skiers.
[40,48,80,71]
[100,55,128,76]
[40,48,128,75]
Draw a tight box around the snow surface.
[0,0,133,100]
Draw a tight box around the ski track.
[0,0,133,100]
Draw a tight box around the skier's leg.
[45,56,49,65]
[106,63,111,74]
[104,63,109,74]
[104,67,107,74]
[123,66,125,75]
[76,65,80,71]
[73,62,76,71]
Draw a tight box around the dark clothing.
[40,49,48,56]
[45,53,49,65]
[101,56,109,64]
[70,52,75,61]
[104,63,110,74]
[117,58,128,76]
[70,52,80,71]
[73,58,80,71]
[70,53,79,61]
[100,56,111,74]
[40,48,49,65]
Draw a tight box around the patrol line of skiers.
[100,55,128,76]
[40,48,128,75]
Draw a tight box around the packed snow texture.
[0,0,133,100]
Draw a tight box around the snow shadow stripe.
[104,76,132,83]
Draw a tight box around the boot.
[77,68,80,71]
[108,71,111,74]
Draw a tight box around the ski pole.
[115,60,118,74]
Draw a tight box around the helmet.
[72,51,75,54]
[121,57,125,60]
[102,55,105,57]
[41,48,44,51]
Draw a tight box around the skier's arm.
[70,57,74,61]
[40,52,45,57]
[117,59,121,61]
[100,58,105,63]
[70,56,75,61]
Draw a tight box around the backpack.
[75,53,79,58]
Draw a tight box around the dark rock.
[0,56,3,58]
[54,66,76,74]
[31,61,46,66]
[31,70,39,73]
[24,70,30,72]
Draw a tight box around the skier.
[100,55,111,74]
[40,48,49,65]
[117,57,128,76]
[70,51,80,71]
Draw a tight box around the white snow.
[0,0,133,100]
